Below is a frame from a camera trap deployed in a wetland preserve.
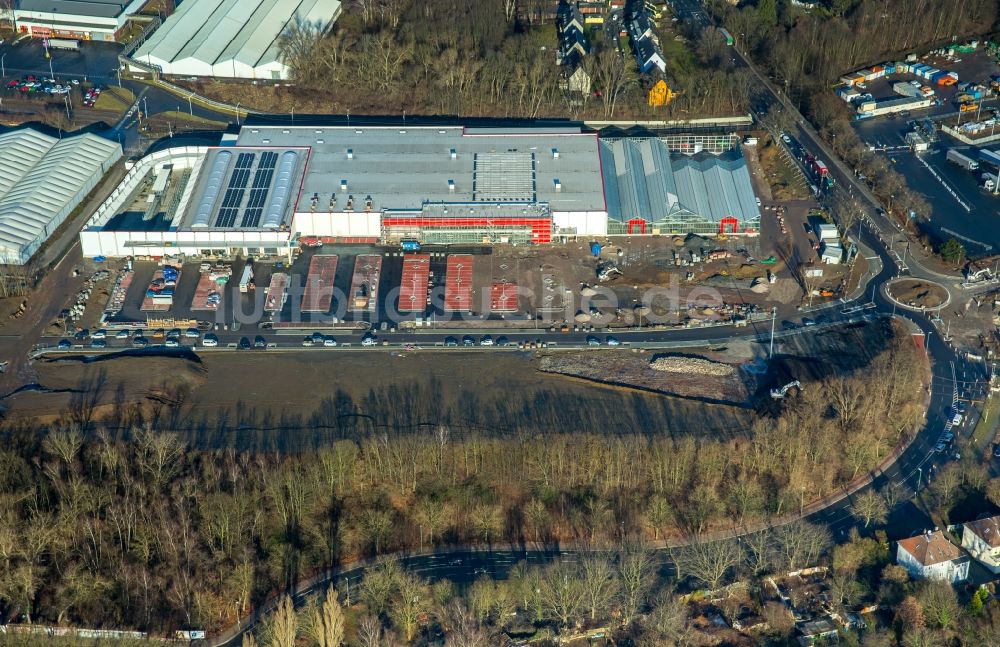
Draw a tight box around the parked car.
[115,330,129,339]
[495,336,510,347]
[361,333,377,347]
[311,331,325,343]
[238,337,252,349]
[254,335,266,348]
[462,335,475,346]
[164,339,179,348]
[479,335,494,346]
[586,335,601,346]
[606,336,620,346]
[185,328,200,338]
[444,336,458,347]
[301,337,314,346]
[132,337,148,348]
[323,336,337,347]
[57,339,71,349]
[90,339,107,349]
[202,335,218,347]
[91,329,107,339]
[993,444,1000,458]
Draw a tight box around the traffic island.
[885,277,950,312]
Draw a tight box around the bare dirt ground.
[539,350,753,405]
[888,278,949,309]
[757,135,810,200]
[0,349,754,446]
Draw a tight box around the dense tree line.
[242,528,1000,645]
[0,332,925,634]
[258,0,752,119]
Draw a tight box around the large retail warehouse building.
[79,125,761,259]
[13,0,145,41]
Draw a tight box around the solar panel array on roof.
[215,152,254,227]
[242,150,277,227]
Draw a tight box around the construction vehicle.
[647,79,674,107]
[770,380,802,399]
[965,266,995,283]
[597,265,622,281]
[960,102,979,112]
[760,256,778,265]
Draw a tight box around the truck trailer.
[947,148,980,171]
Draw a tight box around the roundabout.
[884,277,951,312]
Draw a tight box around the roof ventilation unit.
[346,148,353,160]
[552,148,560,159]
[340,179,348,192]
[448,179,455,192]
[449,148,457,159]
[553,178,562,192]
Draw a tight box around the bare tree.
[618,543,656,625]
[672,537,743,590]
[580,554,619,621]
[443,599,493,647]
[356,615,385,647]
[389,572,427,642]
[538,560,586,632]
[774,521,830,572]
[852,490,888,528]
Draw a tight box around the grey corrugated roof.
[236,126,606,214]
[134,0,341,72]
[599,138,678,223]
[672,153,760,225]
[17,0,134,19]
[601,139,760,226]
[0,129,121,260]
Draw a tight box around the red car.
[5,80,18,89]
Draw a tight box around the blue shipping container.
[401,240,421,252]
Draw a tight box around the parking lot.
[0,38,122,84]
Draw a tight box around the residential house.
[962,515,1000,574]
[566,65,592,95]
[627,10,666,74]
[896,530,970,583]
[556,3,591,95]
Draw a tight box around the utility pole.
[769,307,776,358]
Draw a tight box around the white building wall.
[896,546,969,583]
[961,530,1000,574]
[292,211,381,238]
[553,210,608,236]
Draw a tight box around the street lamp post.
[1,53,6,79]
[917,467,922,488]
[235,102,241,127]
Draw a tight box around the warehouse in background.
[131,0,342,80]
[0,128,122,265]
[12,0,147,42]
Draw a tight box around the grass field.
[93,86,134,113]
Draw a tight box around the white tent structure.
[131,0,342,80]
[0,129,121,265]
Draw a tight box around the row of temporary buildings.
[839,61,958,88]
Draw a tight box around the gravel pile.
[649,355,735,376]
